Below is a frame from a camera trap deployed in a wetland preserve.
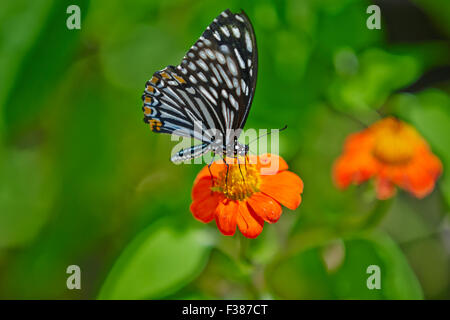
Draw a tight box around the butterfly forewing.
[142,9,257,155]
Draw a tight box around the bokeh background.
[0,0,449,299]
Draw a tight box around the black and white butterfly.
[142,9,257,163]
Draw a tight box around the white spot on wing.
[216,51,226,64]
[197,72,207,82]
[232,26,240,38]
[220,45,230,54]
[227,57,238,76]
[186,87,195,95]
[210,63,222,83]
[206,49,215,59]
[200,86,217,106]
[209,87,218,99]
[197,59,209,71]
[221,89,228,99]
[234,48,245,69]
[217,64,233,89]
[220,26,230,37]
[233,78,239,88]
[245,31,252,52]
[189,75,197,84]
[213,31,221,41]
[229,94,238,110]
[236,15,244,22]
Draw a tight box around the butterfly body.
[142,9,257,163]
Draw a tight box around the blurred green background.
[0,0,449,299]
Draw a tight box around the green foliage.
[0,0,448,300]
[267,233,423,299]
[98,221,214,299]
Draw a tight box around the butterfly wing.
[142,9,258,144]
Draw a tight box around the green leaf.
[267,233,423,299]
[99,24,183,93]
[0,0,53,111]
[98,221,214,299]
[0,148,55,249]
[2,0,89,132]
[328,49,421,112]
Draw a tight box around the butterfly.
[142,9,257,164]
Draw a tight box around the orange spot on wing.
[144,106,153,115]
[160,71,171,79]
[150,76,158,84]
[144,96,152,104]
[149,119,162,131]
[173,74,186,84]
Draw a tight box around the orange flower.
[190,154,303,238]
[333,117,442,199]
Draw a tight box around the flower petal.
[333,152,377,188]
[194,162,227,184]
[215,199,238,236]
[246,192,282,223]
[191,176,213,202]
[248,153,288,175]
[375,177,396,200]
[402,152,442,198]
[237,202,264,238]
[190,177,221,223]
[260,171,303,210]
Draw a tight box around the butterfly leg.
[237,157,246,184]
[222,156,230,189]
[208,151,216,190]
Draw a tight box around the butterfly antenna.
[248,125,288,145]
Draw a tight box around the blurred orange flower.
[190,154,303,238]
[333,117,442,199]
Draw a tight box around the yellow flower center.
[211,162,261,201]
[372,118,418,165]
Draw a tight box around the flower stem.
[237,234,261,299]
[360,198,394,230]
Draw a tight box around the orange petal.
[246,192,282,223]
[343,131,374,153]
[247,153,288,175]
[402,158,442,199]
[333,152,376,188]
[191,176,212,202]
[190,177,221,223]
[194,162,227,184]
[236,202,264,238]
[215,199,238,236]
[260,171,303,210]
[375,177,396,200]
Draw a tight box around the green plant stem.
[359,198,394,230]
[237,234,261,299]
